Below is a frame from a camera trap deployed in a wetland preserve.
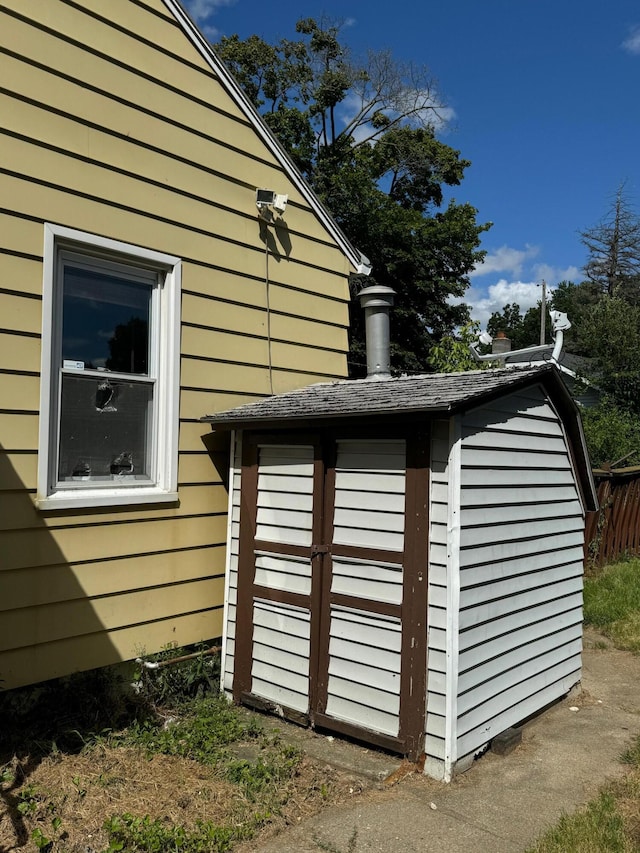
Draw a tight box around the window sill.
[36,488,180,511]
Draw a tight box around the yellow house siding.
[0,414,40,451]
[0,0,356,689]
[1,611,223,690]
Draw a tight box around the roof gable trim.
[162,0,367,273]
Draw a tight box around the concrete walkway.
[245,631,640,852]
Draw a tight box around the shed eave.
[201,403,456,431]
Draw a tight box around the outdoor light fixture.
[255,189,288,214]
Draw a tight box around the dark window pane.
[58,374,154,484]
[62,265,151,373]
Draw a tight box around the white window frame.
[37,224,181,510]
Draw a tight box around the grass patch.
[527,738,640,852]
[527,791,629,852]
[528,559,640,850]
[584,557,640,652]
[0,648,355,852]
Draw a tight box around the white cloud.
[183,0,236,39]
[470,244,539,279]
[532,262,581,284]
[622,25,640,54]
[463,279,546,329]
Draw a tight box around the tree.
[580,184,640,300]
[577,296,640,413]
[580,398,640,468]
[216,20,488,375]
[429,321,487,373]
[486,303,524,347]
[548,280,601,354]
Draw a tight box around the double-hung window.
[38,225,181,509]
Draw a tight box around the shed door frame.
[234,425,430,760]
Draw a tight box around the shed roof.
[201,364,598,511]
[203,365,556,426]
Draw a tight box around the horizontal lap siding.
[222,436,241,694]
[326,607,402,736]
[256,445,314,546]
[455,387,584,760]
[331,557,403,605]
[251,600,311,713]
[0,0,351,688]
[333,440,406,551]
[425,420,450,766]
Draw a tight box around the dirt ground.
[2,629,640,853]
[0,719,375,852]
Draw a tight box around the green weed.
[584,558,640,652]
[527,790,629,852]
[110,694,261,764]
[621,735,640,766]
[224,744,302,802]
[136,643,220,708]
[103,813,247,853]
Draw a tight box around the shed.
[202,364,597,781]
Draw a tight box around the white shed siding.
[331,556,403,605]
[333,440,406,552]
[454,385,584,764]
[251,599,311,713]
[425,419,451,770]
[256,445,314,546]
[325,606,402,736]
[222,433,241,695]
[325,439,406,736]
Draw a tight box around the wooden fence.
[585,467,640,567]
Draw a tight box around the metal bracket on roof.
[469,311,571,366]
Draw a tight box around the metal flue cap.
[358,284,396,309]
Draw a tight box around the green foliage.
[0,665,141,757]
[215,19,489,376]
[136,643,220,708]
[584,558,640,652]
[577,297,640,413]
[12,784,67,852]
[526,790,629,853]
[621,735,640,766]
[580,396,640,468]
[429,321,484,372]
[114,694,261,764]
[549,280,602,353]
[103,813,247,853]
[224,744,301,801]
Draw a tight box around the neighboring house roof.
[163,0,370,276]
[202,363,597,510]
[506,349,601,408]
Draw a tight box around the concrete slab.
[239,632,640,852]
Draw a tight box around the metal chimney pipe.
[491,330,512,355]
[358,284,395,378]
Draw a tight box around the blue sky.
[184,0,640,329]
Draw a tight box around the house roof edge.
[162,0,368,275]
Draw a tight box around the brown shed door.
[234,431,429,759]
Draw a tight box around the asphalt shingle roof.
[201,365,555,426]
